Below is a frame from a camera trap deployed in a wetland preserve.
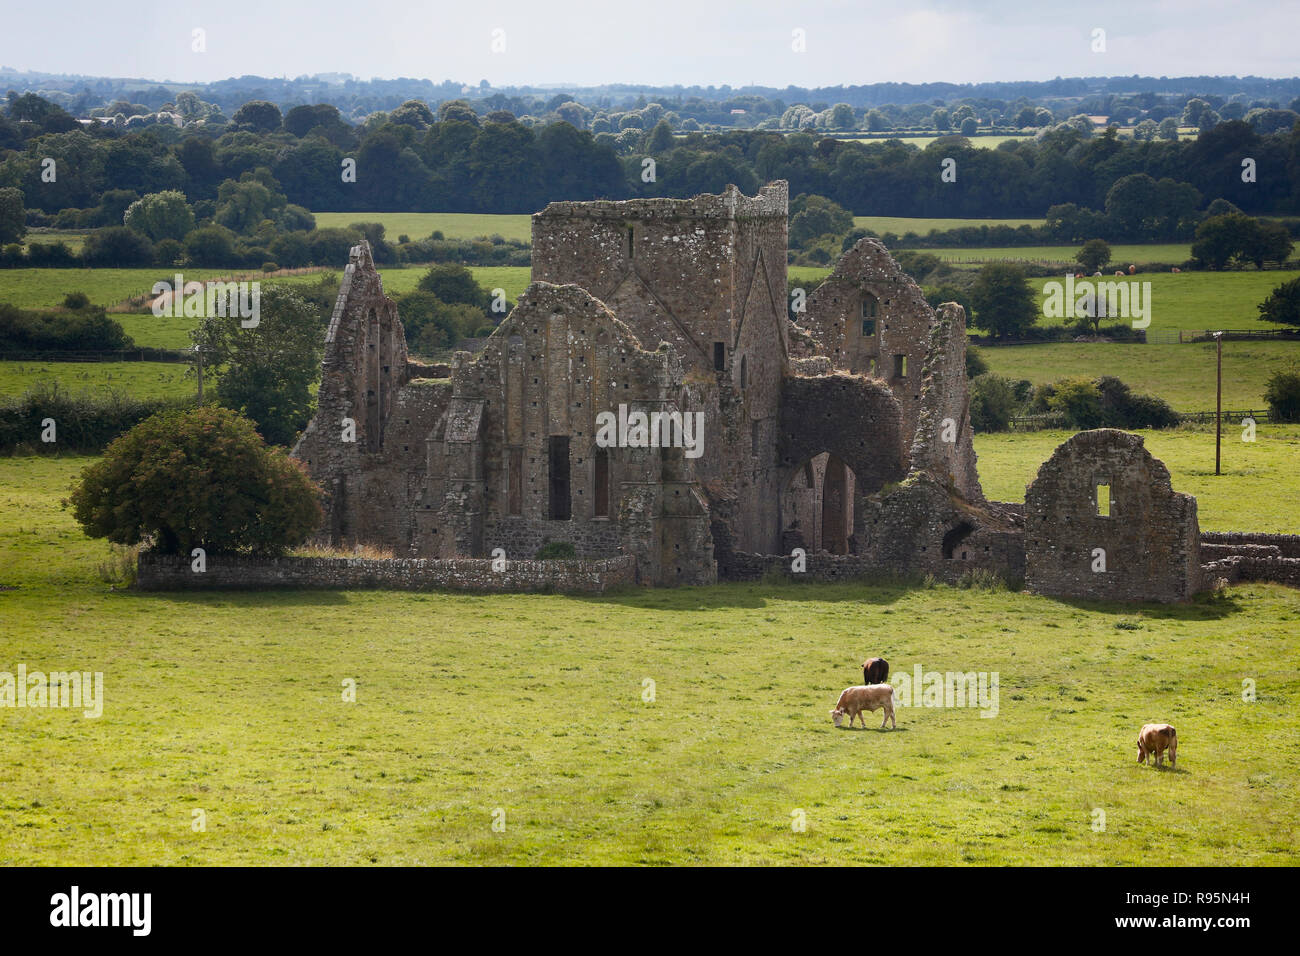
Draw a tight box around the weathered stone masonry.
[276,182,1295,602]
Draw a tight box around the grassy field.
[312,212,532,243]
[1,454,1297,866]
[0,361,197,400]
[856,215,1043,233]
[0,267,237,310]
[980,340,1298,411]
[1031,270,1299,334]
[938,244,1192,266]
[975,425,1300,533]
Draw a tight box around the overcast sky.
[2,0,1296,88]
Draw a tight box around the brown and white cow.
[1137,723,1178,768]
[862,657,889,686]
[830,684,897,730]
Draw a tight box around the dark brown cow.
[862,657,889,686]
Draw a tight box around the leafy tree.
[644,119,675,153]
[69,406,321,555]
[829,103,855,129]
[230,100,282,133]
[965,344,988,378]
[123,190,195,241]
[1264,370,1300,423]
[436,100,479,125]
[214,169,288,234]
[931,108,951,131]
[1258,277,1300,329]
[959,116,978,137]
[789,194,853,248]
[415,262,490,311]
[81,226,154,266]
[1157,117,1180,141]
[968,374,1020,432]
[184,224,238,266]
[968,263,1038,338]
[191,285,324,446]
[1133,119,1158,141]
[864,109,890,132]
[1193,213,1293,269]
[388,100,435,129]
[0,186,25,245]
[1075,238,1112,274]
[1047,377,1104,428]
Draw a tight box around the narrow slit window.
[713,342,725,371]
[507,447,523,516]
[1096,483,1111,517]
[593,448,609,518]
[895,354,907,378]
[626,226,634,260]
[548,436,571,520]
[861,319,876,337]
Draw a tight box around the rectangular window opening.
[594,448,609,518]
[548,436,571,521]
[507,447,523,516]
[713,342,726,371]
[1096,483,1111,517]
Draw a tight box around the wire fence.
[1009,409,1272,431]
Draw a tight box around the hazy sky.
[2,0,1296,87]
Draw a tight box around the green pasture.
[0,454,1296,866]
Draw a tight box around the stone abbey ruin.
[271,181,1299,603]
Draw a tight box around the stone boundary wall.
[723,549,1018,586]
[137,553,637,594]
[1203,556,1300,589]
[1202,532,1300,559]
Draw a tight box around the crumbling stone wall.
[532,182,789,554]
[293,241,417,548]
[798,238,935,440]
[909,302,983,502]
[856,472,1025,583]
[1024,430,1203,602]
[137,552,636,594]
[422,282,715,586]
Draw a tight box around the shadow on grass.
[121,588,351,607]
[573,577,919,612]
[1048,589,1246,621]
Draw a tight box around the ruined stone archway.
[780,452,858,555]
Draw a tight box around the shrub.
[0,381,189,454]
[68,406,322,555]
[1047,377,1104,429]
[80,227,154,267]
[261,261,279,273]
[61,291,91,310]
[965,344,988,378]
[968,373,1021,432]
[1264,370,1300,423]
[535,541,577,560]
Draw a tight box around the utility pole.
[1214,331,1223,476]
[194,346,205,404]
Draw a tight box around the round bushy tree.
[69,406,322,555]
[1265,370,1300,423]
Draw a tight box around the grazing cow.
[1171,267,1181,273]
[862,657,889,686]
[1114,270,1125,277]
[1137,723,1178,768]
[830,684,897,730]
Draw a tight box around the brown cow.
[1137,723,1178,768]
[830,684,897,730]
[862,657,889,686]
